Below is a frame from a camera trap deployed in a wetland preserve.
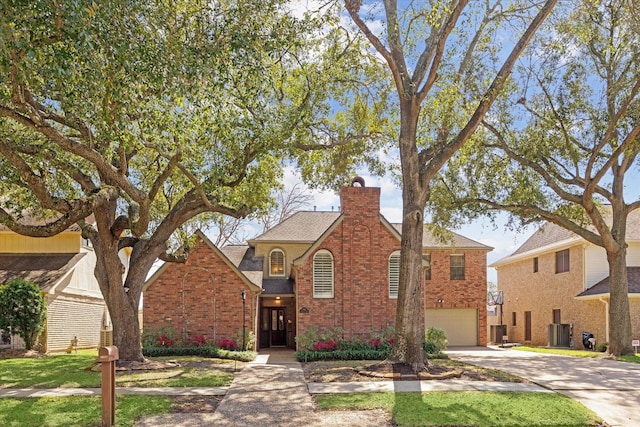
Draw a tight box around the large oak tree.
[342,0,557,370]
[0,0,384,361]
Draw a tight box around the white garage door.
[425,308,477,346]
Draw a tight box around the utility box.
[490,325,507,344]
[548,323,571,347]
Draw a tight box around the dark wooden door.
[525,311,532,341]
[270,308,286,346]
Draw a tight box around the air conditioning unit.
[548,323,570,347]
[100,329,113,347]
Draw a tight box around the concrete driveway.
[447,347,640,427]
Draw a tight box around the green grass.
[0,351,234,388]
[116,367,232,387]
[0,395,170,427]
[0,350,100,388]
[514,346,640,363]
[315,391,602,426]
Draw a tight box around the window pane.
[423,254,431,281]
[389,252,400,299]
[450,254,465,280]
[270,250,285,276]
[555,249,569,273]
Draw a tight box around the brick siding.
[143,240,256,347]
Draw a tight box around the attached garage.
[426,308,478,346]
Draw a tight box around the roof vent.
[351,176,365,187]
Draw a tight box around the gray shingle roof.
[250,211,489,250]
[513,208,640,256]
[576,267,640,297]
[261,278,295,295]
[0,253,86,292]
[390,224,492,250]
[249,211,341,243]
[511,222,577,256]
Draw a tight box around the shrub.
[425,327,448,352]
[295,348,390,362]
[192,335,206,347]
[142,346,256,362]
[598,342,609,353]
[234,329,256,351]
[0,278,46,350]
[218,339,237,351]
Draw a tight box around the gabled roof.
[390,224,493,250]
[0,253,86,292]
[143,231,262,293]
[491,209,640,268]
[576,267,640,299]
[248,211,341,244]
[0,213,95,232]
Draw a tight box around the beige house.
[491,216,640,348]
[0,220,114,352]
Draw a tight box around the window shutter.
[313,251,334,298]
[389,252,400,298]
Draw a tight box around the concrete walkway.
[135,349,392,426]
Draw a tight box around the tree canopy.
[0,0,386,360]
[432,0,639,355]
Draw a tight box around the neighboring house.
[144,179,492,349]
[490,215,640,347]
[0,219,112,352]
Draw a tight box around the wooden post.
[99,346,119,427]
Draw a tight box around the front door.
[260,307,286,347]
[270,308,286,346]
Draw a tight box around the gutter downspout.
[599,296,610,343]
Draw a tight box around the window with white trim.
[313,250,334,298]
[388,251,400,299]
[269,249,285,277]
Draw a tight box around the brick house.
[490,216,640,348]
[144,179,491,349]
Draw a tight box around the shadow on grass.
[0,353,99,388]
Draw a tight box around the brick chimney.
[340,177,381,218]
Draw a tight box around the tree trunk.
[388,99,427,371]
[606,247,633,356]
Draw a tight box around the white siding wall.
[584,245,608,288]
[626,242,640,267]
[584,242,640,290]
[65,248,102,298]
[47,296,105,351]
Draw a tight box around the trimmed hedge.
[295,343,444,362]
[142,346,256,362]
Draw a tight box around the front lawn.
[0,350,237,388]
[0,395,170,427]
[316,391,603,426]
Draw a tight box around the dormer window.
[269,249,285,277]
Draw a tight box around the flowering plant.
[368,339,381,348]
[192,335,206,347]
[157,335,174,347]
[312,340,338,351]
[218,338,237,351]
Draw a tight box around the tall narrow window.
[269,249,285,277]
[533,257,539,273]
[552,309,561,324]
[423,254,431,281]
[388,251,400,299]
[555,249,570,273]
[450,254,465,280]
[313,250,334,298]
[512,312,517,327]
